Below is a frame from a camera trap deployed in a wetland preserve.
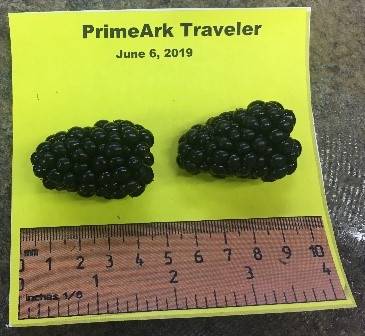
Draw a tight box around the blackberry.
[177,100,302,182]
[31,120,154,199]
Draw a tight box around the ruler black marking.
[292,285,298,302]
[213,290,218,307]
[155,296,159,310]
[312,288,318,301]
[18,216,346,320]
[20,217,324,241]
[174,287,179,309]
[273,290,278,304]
[329,279,338,299]
[252,285,258,305]
[303,291,308,302]
[232,292,238,306]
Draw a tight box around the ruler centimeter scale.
[18,216,345,320]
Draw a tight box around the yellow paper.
[9,8,355,326]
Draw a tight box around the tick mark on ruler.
[204,296,208,308]
[194,233,199,247]
[323,289,328,300]
[49,240,52,253]
[108,236,111,251]
[252,284,258,305]
[303,290,308,302]
[195,294,198,308]
[97,292,100,314]
[37,303,41,317]
[264,294,268,304]
[273,290,278,303]
[224,295,228,307]
[312,288,318,301]
[107,301,109,313]
[77,301,80,315]
[174,287,179,309]
[185,297,189,309]
[146,300,149,311]
[166,233,170,247]
[87,303,89,314]
[244,294,248,305]
[213,289,218,307]
[78,236,82,251]
[309,226,315,242]
[292,285,298,302]
[283,291,288,303]
[67,303,70,316]
[116,298,120,312]
[126,300,129,312]
[329,278,338,299]
[252,229,257,244]
[166,298,169,309]
[281,229,286,242]
[47,305,50,317]
[27,307,30,318]
[223,231,228,245]
[135,293,139,310]
[233,292,238,306]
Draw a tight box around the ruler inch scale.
[18,216,346,320]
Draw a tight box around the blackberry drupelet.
[31,120,154,199]
[177,100,302,182]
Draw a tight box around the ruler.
[18,216,346,321]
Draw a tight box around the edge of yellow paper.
[303,8,356,310]
[8,7,356,327]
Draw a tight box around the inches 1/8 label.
[115,48,193,59]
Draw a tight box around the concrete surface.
[0,0,364,335]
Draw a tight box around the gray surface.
[0,0,364,335]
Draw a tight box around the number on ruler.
[309,244,325,257]
[244,266,254,279]
[64,291,83,300]
[106,255,113,268]
[136,253,144,266]
[194,250,204,263]
[253,247,263,260]
[76,256,85,269]
[169,270,178,283]
[19,259,24,272]
[322,262,331,275]
[223,248,232,261]
[19,277,24,291]
[92,274,99,288]
[282,246,292,259]
[45,257,52,271]
[164,251,172,265]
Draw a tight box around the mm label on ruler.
[18,216,346,321]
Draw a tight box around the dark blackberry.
[177,100,302,182]
[30,120,155,199]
